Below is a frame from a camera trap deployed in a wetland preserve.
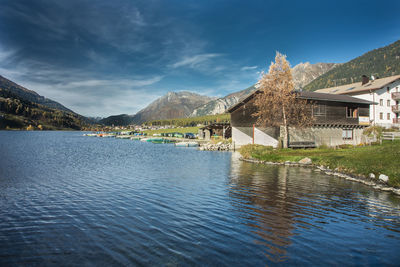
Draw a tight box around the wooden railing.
[382,132,400,141]
[394,118,400,124]
[392,105,400,112]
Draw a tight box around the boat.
[146,138,164,142]
[97,133,115,138]
[151,139,176,144]
[83,133,97,137]
[116,135,131,139]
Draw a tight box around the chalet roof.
[298,91,373,104]
[315,74,400,95]
[227,90,373,113]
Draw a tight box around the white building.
[316,75,400,128]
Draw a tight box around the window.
[313,104,326,116]
[380,99,383,106]
[387,100,391,107]
[342,129,353,140]
[387,113,391,120]
[380,112,383,120]
[387,87,390,93]
[346,107,358,118]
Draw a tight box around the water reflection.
[228,152,400,264]
[229,153,294,262]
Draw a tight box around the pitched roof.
[315,74,400,95]
[227,90,373,113]
[298,91,373,104]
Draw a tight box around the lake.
[0,131,399,266]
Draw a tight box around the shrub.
[363,126,384,142]
[239,144,271,159]
[318,144,329,149]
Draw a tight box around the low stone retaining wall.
[240,157,400,196]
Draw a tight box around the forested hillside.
[0,87,87,130]
[304,40,400,91]
[0,75,74,112]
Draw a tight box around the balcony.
[394,118,400,124]
[392,92,400,100]
[392,105,400,113]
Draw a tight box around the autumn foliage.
[252,52,314,147]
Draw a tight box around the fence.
[382,132,400,141]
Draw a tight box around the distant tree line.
[144,113,230,127]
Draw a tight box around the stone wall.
[286,126,367,147]
[232,125,368,148]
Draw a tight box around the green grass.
[142,126,199,135]
[240,141,400,188]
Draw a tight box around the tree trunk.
[282,106,289,148]
[285,125,289,148]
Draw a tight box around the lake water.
[0,131,399,266]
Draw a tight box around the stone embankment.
[241,157,400,196]
[199,142,233,151]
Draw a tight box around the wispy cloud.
[170,53,222,68]
[62,76,163,88]
[241,65,258,71]
[0,46,17,63]
[0,57,164,117]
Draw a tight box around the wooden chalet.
[227,90,374,148]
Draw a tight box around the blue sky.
[0,0,399,117]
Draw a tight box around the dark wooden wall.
[230,98,370,127]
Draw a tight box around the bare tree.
[252,52,314,148]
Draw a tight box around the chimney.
[361,75,369,85]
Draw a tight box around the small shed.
[198,123,232,140]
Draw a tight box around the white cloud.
[241,66,258,71]
[170,53,222,68]
[61,76,163,88]
[0,46,17,63]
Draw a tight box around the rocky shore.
[199,141,233,151]
[241,157,400,196]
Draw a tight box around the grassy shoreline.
[239,141,400,188]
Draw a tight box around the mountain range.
[99,91,213,125]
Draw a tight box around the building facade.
[316,75,400,128]
[228,91,372,148]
